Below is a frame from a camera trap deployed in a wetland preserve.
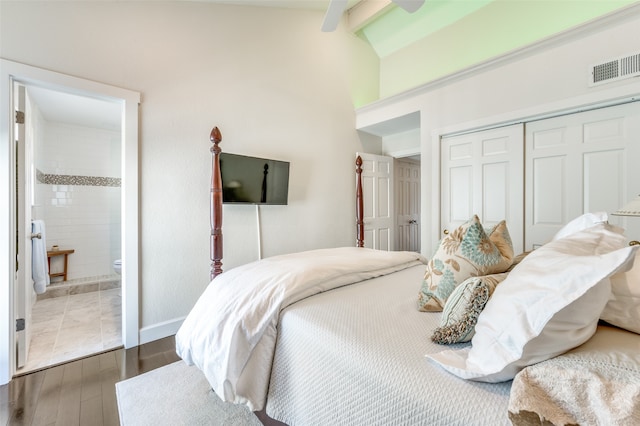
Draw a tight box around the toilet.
[113,259,122,275]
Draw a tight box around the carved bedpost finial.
[210,126,222,144]
[210,126,223,279]
[356,155,364,248]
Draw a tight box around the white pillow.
[551,211,609,241]
[426,223,638,382]
[552,212,640,334]
[601,250,640,334]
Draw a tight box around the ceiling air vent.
[589,52,640,86]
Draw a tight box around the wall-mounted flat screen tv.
[220,153,290,205]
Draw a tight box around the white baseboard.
[139,316,185,345]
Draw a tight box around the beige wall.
[0,2,379,332]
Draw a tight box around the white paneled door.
[15,84,33,369]
[357,152,394,251]
[441,124,524,253]
[525,102,640,249]
[395,159,420,252]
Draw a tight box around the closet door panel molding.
[525,102,640,249]
[447,165,474,224]
[441,124,524,252]
[528,155,570,248]
[482,161,510,224]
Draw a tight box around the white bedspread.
[175,247,426,411]
[266,265,514,426]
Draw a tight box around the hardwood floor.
[1,335,181,426]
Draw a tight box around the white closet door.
[525,102,640,249]
[441,124,524,253]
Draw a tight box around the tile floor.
[16,287,122,375]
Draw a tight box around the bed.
[176,127,640,426]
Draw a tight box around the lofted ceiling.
[25,0,634,131]
[188,0,359,10]
[24,0,425,130]
[354,0,495,57]
[195,0,491,56]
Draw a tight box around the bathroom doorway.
[0,59,140,384]
[17,85,123,374]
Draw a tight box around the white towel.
[31,220,49,294]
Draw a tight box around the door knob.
[408,220,417,224]
[443,229,449,235]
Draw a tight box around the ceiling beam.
[347,0,395,33]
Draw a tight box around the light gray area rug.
[116,361,263,426]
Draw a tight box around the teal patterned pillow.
[417,215,513,312]
[431,272,509,344]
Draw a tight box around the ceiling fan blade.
[321,0,348,32]
[393,0,425,14]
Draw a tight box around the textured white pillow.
[601,250,640,334]
[427,223,638,382]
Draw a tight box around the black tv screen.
[220,153,290,205]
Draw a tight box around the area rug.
[116,361,262,425]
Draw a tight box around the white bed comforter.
[175,247,426,411]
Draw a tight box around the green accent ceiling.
[358,0,496,58]
[352,0,639,105]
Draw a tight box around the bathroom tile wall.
[34,120,121,281]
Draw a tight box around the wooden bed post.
[210,127,223,279]
[356,155,364,248]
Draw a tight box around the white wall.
[35,121,121,281]
[376,1,638,99]
[0,2,379,332]
[382,128,420,157]
[357,6,640,257]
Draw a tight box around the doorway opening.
[0,59,140,385]
[394,155,421,253]
[356,151,421,253]
[15,85,123,374]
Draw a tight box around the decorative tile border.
[36,169,121,187]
